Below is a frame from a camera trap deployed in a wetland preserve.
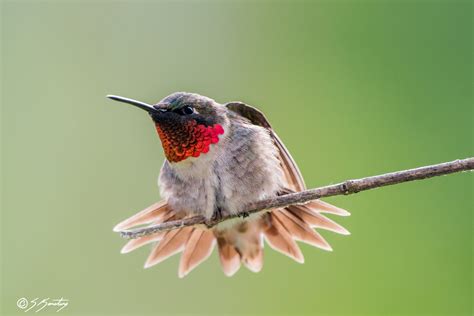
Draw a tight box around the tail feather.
[120,209,176,253]
[144,227,193,268]
[235,221,264,273]
[121,232,165,254]
[242,246,263,273]
[216,236,241,276]
[113,201,170,232]
[179,229,215,278]
[263,212,304,263]
[276,210,332,251]
[305,200,351,217]
[287,205,350,235]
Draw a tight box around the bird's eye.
[180,106,194,115]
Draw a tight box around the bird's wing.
[225,101,306,191]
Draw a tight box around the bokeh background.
[1,1,472,315]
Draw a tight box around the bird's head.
[108,92,227,163]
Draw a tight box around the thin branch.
[119,157,474,239]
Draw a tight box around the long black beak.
[107,95,157,113]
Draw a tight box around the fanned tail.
[114,197,350,277]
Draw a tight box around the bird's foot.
[239,211,250,218]
[211,207,224,222]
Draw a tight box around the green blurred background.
[1,1,472,315]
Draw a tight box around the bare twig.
[119,157,474,239]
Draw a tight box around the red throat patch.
[155,121,224,163]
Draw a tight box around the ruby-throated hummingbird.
[108,92,350,278]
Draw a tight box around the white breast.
[158,121,285,220]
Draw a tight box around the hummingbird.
[108,92,350,278]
